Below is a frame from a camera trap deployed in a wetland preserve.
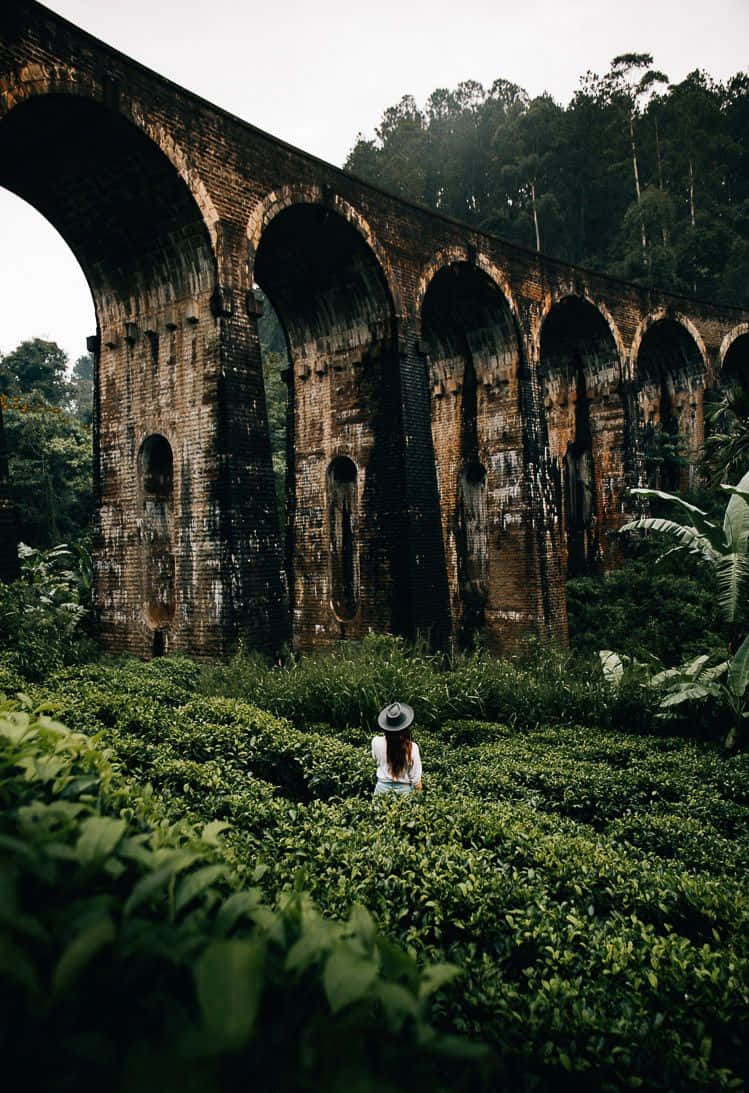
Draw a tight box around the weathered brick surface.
[1,0,747,655]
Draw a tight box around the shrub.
[0,695,489,1093]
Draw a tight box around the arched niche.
[253,202,399,646]
[539,296,624,577]
[137,433,175,651]
[635,318,705,492]
[327,456,359,622]
[456,461,489,641]
[421,262,524,650]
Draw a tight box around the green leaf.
[201,820,230,846]
[349,903,376,948]
[599,650,624,688]
[728,633,749,698]
[75,816,127,866]
[123,852,200,916]
[52,914,116,994]
[195,939,265,1047]
[418,962,461,1001]
[323,946,379,1013]
[285,912,341,973]
[174,865,227,915]
[215,889,264,936]
[660,684,718,707]
[373,980,419,1028]
[682,654,710,679]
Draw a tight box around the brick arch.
[250,193,406,649]
[631,311,707,493]
[416,248,522,328]
[419,257,529,652]
[719,322,749,387]
[246,184,402,317]
[0,76,218,328]
[0,67,219,250]
[535,291,626,371]
[538,294,627,576]
[630,309,708,377]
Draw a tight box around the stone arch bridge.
[1,0,747,657]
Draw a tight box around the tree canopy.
[345,59,749,306]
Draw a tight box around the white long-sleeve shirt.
[371,735,422,785]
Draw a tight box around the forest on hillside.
[345,54,749,307]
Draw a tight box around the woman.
[372,701,423,796]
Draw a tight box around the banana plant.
[620,468,749,748]
[621,467,749,635]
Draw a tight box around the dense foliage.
[0,541,96,680]
[345,58,749,306]
[0,395,93,547]
[0,692,476,1092]
[1,648,745,1090]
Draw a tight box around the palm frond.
[728,633,749,698]
[627,487,724,548]
[714,552,749,623]
[619,517,718,563]
[721,469,749,550]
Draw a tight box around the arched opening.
[703,331,749,485]
[0,92,217,656]
[722,332,749,391]
[421,262,525,650]
[540,297,624,577]
[253,202,399,647]
[327,456,359,623]
[635,318,705,493]
[138,433,175,653]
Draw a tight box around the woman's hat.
[377,701,414,732]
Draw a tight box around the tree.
[0,338,71,406]
[70,352,94,424]
[1,395,93,547]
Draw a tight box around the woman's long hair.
[386,727,413,779]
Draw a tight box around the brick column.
[395,323,452,648]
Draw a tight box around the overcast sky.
[2,0,748,365]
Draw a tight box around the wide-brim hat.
[377,701,414,732]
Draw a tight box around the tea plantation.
[1,641,747,1091]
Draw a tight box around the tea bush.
[0,695,489,1093]
[14,655,746,1090]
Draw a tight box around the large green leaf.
[52,914,116,994]
[721,469,749,551]
[728,633,749,698]
[323,946,379,1013]
[75,816,127,867]
[619,517,717,563]
[628,488,723,545]
[195,938,265,1047]
[714,552,749,623]
[174,864,227,915]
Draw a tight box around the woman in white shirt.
[372,701,423,796]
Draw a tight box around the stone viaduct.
[1,0,748,658]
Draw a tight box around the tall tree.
[0,338,71,406]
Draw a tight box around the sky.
[1,0,748,365]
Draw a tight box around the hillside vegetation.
[346,56,749,307]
